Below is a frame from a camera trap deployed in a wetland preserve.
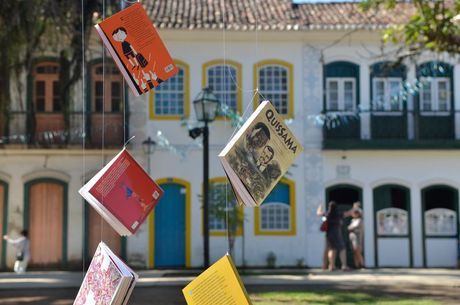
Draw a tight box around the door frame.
[24,178,68,267]
[421,184,459,267]
[0,180,8,269]
[325,184,363,268]
[373,184,413,267]
[148,177,191,268]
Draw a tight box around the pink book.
[74,242,138,305]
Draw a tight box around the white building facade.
[0,1,458,270]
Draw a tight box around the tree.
[0,0,120,144]
[206,182,245,257]
[361,0,460,57]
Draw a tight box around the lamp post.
[189,87,220,268]
[142,136,157,175]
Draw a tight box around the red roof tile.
[142,0,415,31]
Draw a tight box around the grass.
[250,291,442,305]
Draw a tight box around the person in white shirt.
[347,209,365,269]
[3,230,30,273]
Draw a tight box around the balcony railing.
[323,109,460,149]
[1,111,125,148]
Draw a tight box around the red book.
[79,148,163,236]
[95,3,178,96]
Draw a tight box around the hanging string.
[221,0,231,256]
[81,0,86,273]
[100,0,106,242]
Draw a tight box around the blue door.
[154,182,186,267]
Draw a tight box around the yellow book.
[182,254,252,305]
[219,101,303,207]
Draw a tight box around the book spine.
[225,255,253,305]
[94,24,140,97]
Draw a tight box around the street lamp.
[142,136,157,175]
[189,87,220,268]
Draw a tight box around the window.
[92,64,123,112]
[326,78,356,111]
[419,77,450,112]
[203,60,241,115]
[255,178,296,236]
[33,63,60,112]
[254,60,293,117]
[208,178,243,236]
[372,78,403,111]
[150,60,189,120]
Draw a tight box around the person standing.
[348,209,365,269]
[324,202,349,271]
[3,230,30,274]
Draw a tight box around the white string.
[227,90,259,141]
[100,0,106,241]
[222,0,230,255]
[81,0,86,272]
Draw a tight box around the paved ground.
[0,269,459,304]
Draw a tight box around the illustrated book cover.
[182,254,252,305]
[219,101,303,207]
[95,2,178,96]
[73,242,138,305]
[79,148,164,236]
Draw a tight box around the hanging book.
[219,101,303,207]
[95,2,178,96]
[79,148,164,236]
[182,254,252,305]
[73,242,138,305]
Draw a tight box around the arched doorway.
[149,178,190,268]
[422,185,459,267]
[24,179,67,268]
[373,184,412,267]
[325,184,363,268]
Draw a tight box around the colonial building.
[0,0,458,270]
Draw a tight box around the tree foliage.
[206,182,245,257]
[0,0,119,142]
[361,0,460,56]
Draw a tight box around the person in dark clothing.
[325,201,349,271]
[112,27,141,69]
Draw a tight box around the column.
[410,184,423,267]
[303,45,326,267]
[407,64,416,140]
[454,64,460,139]
[359,63,370,139]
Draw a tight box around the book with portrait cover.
[219,101,303,207]
[79,148,164,236]
[94,2,178,96]
[182,254,252,305]
[73,242,138,305]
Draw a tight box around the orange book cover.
[95,3,178,96]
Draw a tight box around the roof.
[144,0,415,31]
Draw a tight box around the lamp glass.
[193,87,220,122]
[142,137,157,155]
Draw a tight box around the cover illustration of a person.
[228,122,281,203]
[112,27,164,91]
